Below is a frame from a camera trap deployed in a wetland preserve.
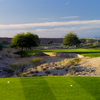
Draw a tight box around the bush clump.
[5,49,12,57]
[21,73,27,77]
[74,58,81,64]
[69,60,76,67]
[5,61,30,73]
[4,67,14,75]
[29,57,45,67]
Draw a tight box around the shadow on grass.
[70,77,100,100]
[20,77,56,100]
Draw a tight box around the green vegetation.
[5,49,11,57]
[86,39,91,46]
[4,61,30,75]
[74,58,81,64]
[14,48,100,57]
[0,77,100,100]
[29,57,45,66]
[11,32,40,57]
[93,41,99,46]
[63,32,81,48]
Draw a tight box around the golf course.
[15,48,100,57]
[1,77,100,100]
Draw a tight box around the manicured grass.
[14,48,100,57]
[0,77,100,100]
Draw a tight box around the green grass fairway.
[0,77,100,100]
[14,48,100,57]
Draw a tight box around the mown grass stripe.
[71,77,100,100]
[44,77,96,100]
[20,77,56,100]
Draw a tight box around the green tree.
[86,39,91,46]
[93,41,99,46]
[86,39,91,44]
[63,32,81,48]
[11,32,40,57]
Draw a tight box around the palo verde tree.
[11,32,40,57]
[63,32,81,48]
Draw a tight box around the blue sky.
[0,0,100,38]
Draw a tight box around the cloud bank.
[0,20,100,38]
[0,20,100,29]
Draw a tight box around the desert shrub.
[21,73,27,77]
[69,60,76,67]
[49,62,54,67]
[54,62,57,66]
[29,57,45,67]
[93,41,99,46]
[74,58,81,64]
[80,43,83,46]
[6,61,30,72]
[57,62,62,66]
[64,59,67,62]
[5,49,11,57]
[4,67,14,75]
[16,72,20,76]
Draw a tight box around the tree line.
[0,31,81,57]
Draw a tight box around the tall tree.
[11,32,40,57]
[63,32,81,48]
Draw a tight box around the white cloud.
[61,16,79,19]
[66,2,69,5]
[0,20,100,29]
[0,24,100,38]
[1,20,100,38]
[34,24,100,38]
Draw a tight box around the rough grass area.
[0,77,100,100]
[14,48,100,57]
